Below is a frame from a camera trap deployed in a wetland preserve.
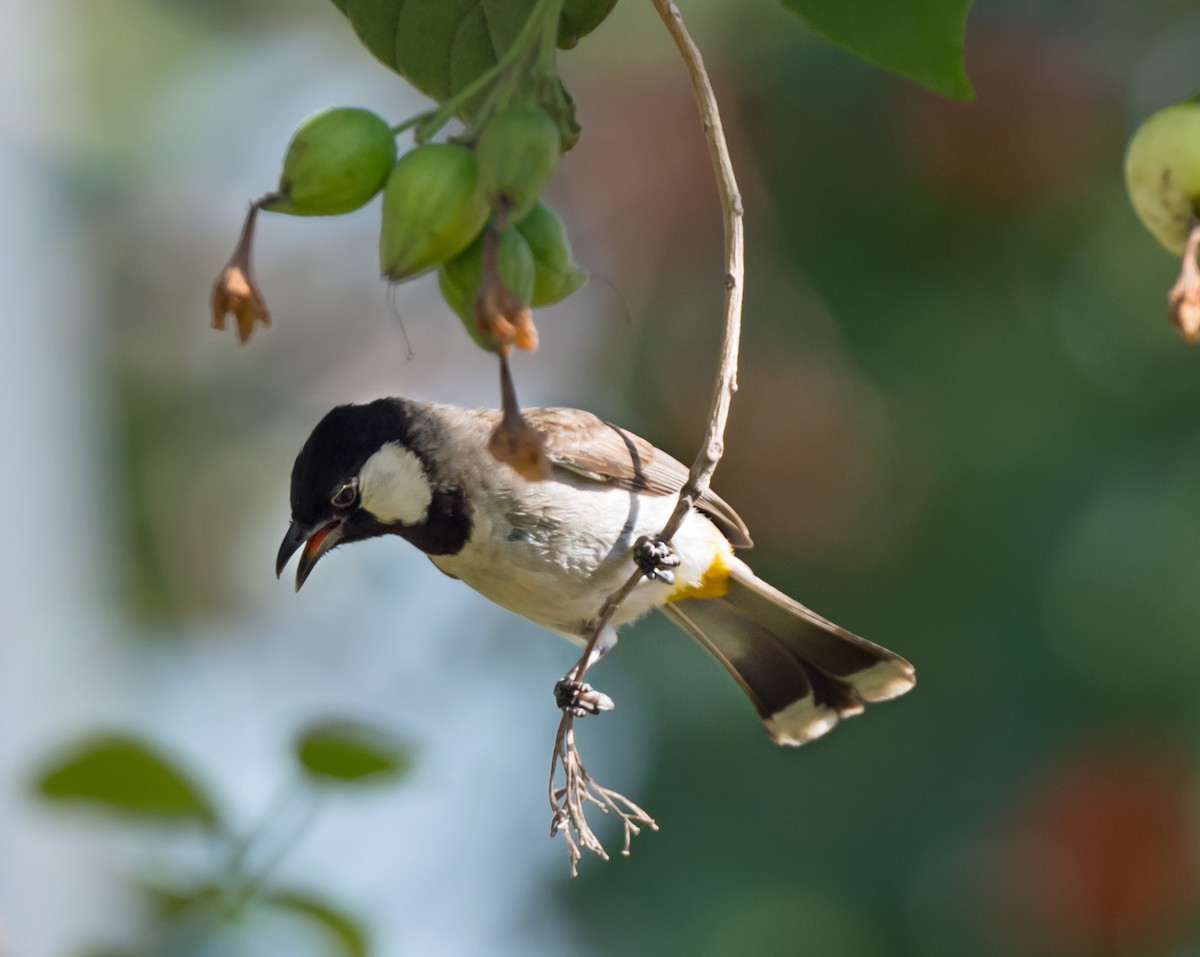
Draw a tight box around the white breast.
[429,473,729,640]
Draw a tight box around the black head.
[276,399,472,589]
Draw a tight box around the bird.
[276,397,915,746]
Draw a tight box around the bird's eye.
[331,481,358,508]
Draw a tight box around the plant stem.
[548,0,746,873]
[230,790,324,909]
[220,782,296,890]
[537,0,566,75]
[566,0,745,685]
[414,0,555,143]
[391,111,434,136]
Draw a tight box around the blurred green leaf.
[265,888,369,957]
[779,0,973,99]
[329,0,614,99]
[139,876,222,920]
[559,0,619,48]
[33,734,218,826]
[294,719,412,785]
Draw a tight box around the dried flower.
[211,202,270,345]
[475,275,539,352]
[489,416,551,480]
[488,351,550,480]
[473,224,539,352]
[1168,220,1200,342]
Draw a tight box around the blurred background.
[5,0,1200,954]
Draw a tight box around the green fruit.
[379,144,491,280]
[1126,100,1200,254]
[265,107,396,216]
[515,203,586,306]
[477,104,561,220]
[438,228,536,348]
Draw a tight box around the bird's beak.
[276,520,342,591]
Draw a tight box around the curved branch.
[647,0,745,543]
[567,0,745,682]
[548,0,746,872]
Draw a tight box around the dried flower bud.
[488,415,551,480]
[1169,222,1200,341]
[489,351,551,481]
[438,224,536,351]
[476,278,539,352]
[210,204,270,345]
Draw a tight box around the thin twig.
[548,0,745,871]
[549,724,658,877]
[645,0,745,542]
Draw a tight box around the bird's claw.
[634,535,681,584]
[554,678,615,717]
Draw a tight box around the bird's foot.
[554,678,615,717]
[634,535,681,584]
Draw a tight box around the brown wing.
[523,407,753,548]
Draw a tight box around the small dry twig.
[548,0,745,872]
[548,724,658,877]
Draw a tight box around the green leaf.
[266,888,369,957]
[294,719,413,785]
[138,876,222,920]
[780,0,973,99]
[331,0,615,99]
[559,0,619,48]
[33,733,218,826]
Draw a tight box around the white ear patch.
[358,442,433,525]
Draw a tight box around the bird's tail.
[661,558,915,746]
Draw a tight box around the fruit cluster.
[213,103,584,350]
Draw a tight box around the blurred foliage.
[263,889,369,957]
[294,719,413,784]
[30,720,410,956]
[35,735,217,827]
[325,0,618,102]
[779,0,973,98]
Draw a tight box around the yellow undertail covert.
[666,544,734,602]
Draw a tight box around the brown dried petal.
[1169,222,1200,342]
[489,416,551,481]
[211,263,270,345]
[474,269,538,353]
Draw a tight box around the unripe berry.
[515,202,586,306]
[379,144,491,280]
[265,108,396,216]
[1126,100,1200,254]
[477,104,561,221]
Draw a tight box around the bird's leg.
[633,535,682,585]
[554,626,617,716]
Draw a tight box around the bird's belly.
[428,483,728,640]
